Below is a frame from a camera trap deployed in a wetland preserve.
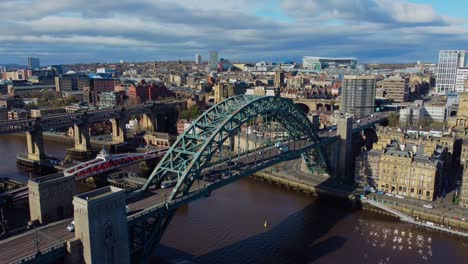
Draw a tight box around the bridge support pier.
[65,238,84,264]
[111,118,127,143]
[67,123,94,161]
[141,113,156,131]
[73,186,130,264]
[28,174,75,224]
[336,116,353,183]
[26,129,45,161]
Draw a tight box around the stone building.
[355,127,454,201]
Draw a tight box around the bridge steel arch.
[133,95,331,261]
[142,95,327,195]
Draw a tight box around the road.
[0,220,73,264]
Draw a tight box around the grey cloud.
[0,0,466,64]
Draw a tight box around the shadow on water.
[154,183,356,264]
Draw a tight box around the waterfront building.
[209,51,218,71]
[354,150,381,187]
[381,75,410,102]
[302,56,357,70]
[357,126,461,201]
[436,50,467,94]
[460,139,468,208]
[27,57,40,70]
[341,75,376,118]
[376,141,443,201]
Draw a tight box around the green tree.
[387,112,400,127]
[180,105,201,120]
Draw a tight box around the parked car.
[67,221,75,232]
[394,195,405,199]
[423,204,434,209]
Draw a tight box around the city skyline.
[1,0,468,65]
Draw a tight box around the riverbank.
[253,168,468,237]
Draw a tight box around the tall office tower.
[436,50,467,94]
[381,75,410,102]
[209,51,218,71]
[27,57,40,70]
[342,75,376,119]
[195,54,202,65]
[274,69,285,88]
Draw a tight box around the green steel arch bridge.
[126,95,387,262]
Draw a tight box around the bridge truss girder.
[142,95,325,193]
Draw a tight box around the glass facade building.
[436,50,467,94]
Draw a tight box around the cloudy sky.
[0,0,466,65]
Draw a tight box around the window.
[398,186,402,191]
[426,191,431,196]
[411,188,414,193]
[418,189,422,195]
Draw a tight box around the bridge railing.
[13,242,67,264]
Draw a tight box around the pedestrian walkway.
[362,196,468,238]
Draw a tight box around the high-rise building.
[27,57,40,70]
[342,75,376,118]
[209,51,218,71]
[436,50,467,94]
[274,69,285,88]
[195,54,202,65]
[381,75,410,102]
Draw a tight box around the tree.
[180,105,201,120]
[387,112,400,127]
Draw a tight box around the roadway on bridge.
[0,220,73,263]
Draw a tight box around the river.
[1,136,467,263]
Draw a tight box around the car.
[423,204,434,209]
[394,195,405,199]
[385,193,394,197]
[67,221,75,232]
[161,180,176,189]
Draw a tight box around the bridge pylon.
[140,113,156,131]
[26,127,45,161]
[67,121,94,161]
[73,186,130,264]
[111,118,127,143]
